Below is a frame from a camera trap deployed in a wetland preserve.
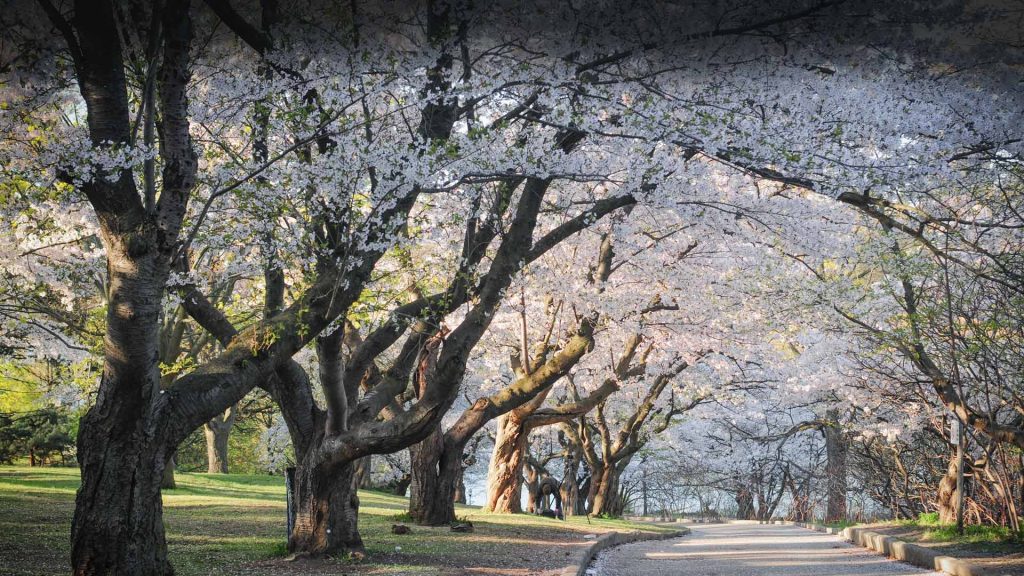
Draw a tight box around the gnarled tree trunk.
[735,486,755,520]
[412,314,597,522]
[589,463,624,516]
[486,412,530,513]
[204,407,236,474]
[560,450,585,516]
[67,0,199,571]
[937,453,961,524]
[289,459,364,557]
[72,440,172,575]
[71,250,174,575]
[408,426,463,525]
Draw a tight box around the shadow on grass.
[1,466,673,576]
[0,468,81,494]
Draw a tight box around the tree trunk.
[824,423,848,523]
[524,462,541,513]
[409,427,463,525]
[735,486,755,520]
[353,456,372,489]
[203,406,236,474]
[289,459,364,557]
[453,468,467,504]
[393,473,411,496]
[937,453,961,524]
[578,469,593,515]
[71,248,174,575]
[485,413,529,513]
[162,454,177,489]
[408,427,444,524]
[560,453,584,516]
[72,442,170,576]
[788,484,811,522]
[590,464,622,516]
[202,422,229,471]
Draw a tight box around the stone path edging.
[764,520,992,576]
[564,527,689,576]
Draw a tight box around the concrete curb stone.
[764,519,993,576]
[563,527,690,576]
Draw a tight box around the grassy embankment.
[0,466,675,575]
[890,512,1023,552]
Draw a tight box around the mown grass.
[897,512,1023,548]
[0,466,674,575]
[820,520,858,530]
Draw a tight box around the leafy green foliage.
[0,408,75,465]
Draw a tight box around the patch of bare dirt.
[240,521,614,576]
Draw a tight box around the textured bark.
[204,407,236,474]
[289,460,364,557]
[937,453,961,524]
[485,412,530,513]
[409,427,446,524]
[409,320,597,522]
[408,428,463,525]
[67,1,196,572]
[71,245,173,575]
[72,443,171,575]
[485,370,619,514]
[589,461,627,516]
[823,421,849,523]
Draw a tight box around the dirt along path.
[590,522,944,576]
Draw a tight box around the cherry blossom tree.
[2,0,1022,573]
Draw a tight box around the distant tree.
[0,408,75,466]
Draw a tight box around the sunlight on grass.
[895,512,1023,547]
[0,466,670,575]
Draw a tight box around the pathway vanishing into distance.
[591,522,944,576]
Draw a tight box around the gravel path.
[591,522,945,576]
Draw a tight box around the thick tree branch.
[444,318,596,447]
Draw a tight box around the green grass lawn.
[857,512,1024,575]
[820,520,858,530]
[891,512,1023,552]
[0,466,676,576]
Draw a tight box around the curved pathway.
[591,522,944,576]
